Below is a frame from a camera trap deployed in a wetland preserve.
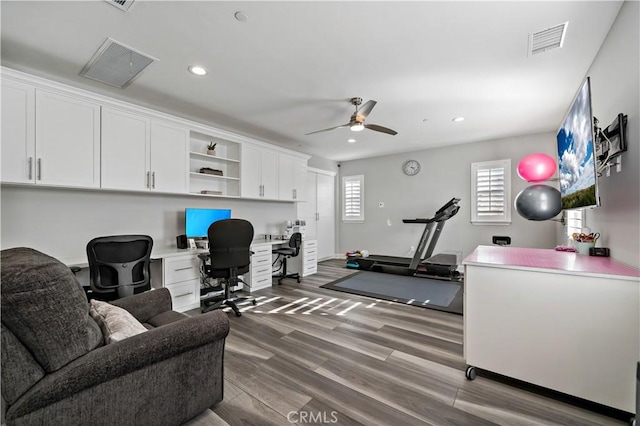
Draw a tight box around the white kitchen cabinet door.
[35,90,100,187]
[1,79,35,184]
[150,120,188,193]
[101,107,150,191]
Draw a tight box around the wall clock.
[403,160,421,176]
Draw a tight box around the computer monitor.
[185,208,231,238]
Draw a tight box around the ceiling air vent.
[80,38,158,89]
[105,0,134,12]
[529,22,568,56]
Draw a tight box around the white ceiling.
[0,1,623,162]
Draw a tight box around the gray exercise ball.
[514,184,562,221]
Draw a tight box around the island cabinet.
[101,107,188,193]
[463,245,640,413]
[1,78,100,188]
[240,143,278,200]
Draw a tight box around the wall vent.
[105,0,135,12]
[80,38,158,89]
[529,22,568,56]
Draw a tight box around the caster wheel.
[630,416,636,426]
[465,366,477,380]
[252,299,257,305]
[235,311,242,317]
[297,278,301,283]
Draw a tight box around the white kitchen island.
[463,245,640,413]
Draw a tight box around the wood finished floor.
[184,259,625,426]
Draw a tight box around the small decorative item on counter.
[207,142,217,155]
[554,245,576,252]
[199,167,223,176]
[571,232,600,255]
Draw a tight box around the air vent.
[105,0,134,12]
[529,22,568,56]
[80,38,157,89]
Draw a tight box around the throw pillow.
[89,299,147,344]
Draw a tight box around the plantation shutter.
[342,175,364,222]
[565,209,584,239]
[471,159,511,224]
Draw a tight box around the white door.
[316,173,336,260]
[241,144,262,198]
[35,90,100,188]
[150,120,188,193]
[278,153,294,201]
[1,79,35,183]
[297,171,317,238]
[261,149,279,199]
[101,107,150,191]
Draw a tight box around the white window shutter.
[471,159,511,224]
[342,175,364,222]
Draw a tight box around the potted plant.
[207,142,217,156]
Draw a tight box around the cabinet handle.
[175,292,194,298]
[174,267,193,271]
[37,158,42,180]
[258,268,269,274]
[28,157,33,180]
[152,172,156,189]
[146,171,150,188]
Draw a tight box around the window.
[565,209,584,240]
[471,159,511,225]
[342,175,364,222]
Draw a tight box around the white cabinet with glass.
[188,131,241,197]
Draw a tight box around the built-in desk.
[463,245,640,413]
[62,239,304,312]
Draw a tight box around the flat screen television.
[556,77,599,210]
[185,208,231,238]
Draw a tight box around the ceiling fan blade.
[305,123,350,135]
[365,123,398,135]
[355,100,377,122]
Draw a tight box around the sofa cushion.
[1,324,45,405]
[0,248,103,372]
[89,300,148,344]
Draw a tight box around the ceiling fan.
[305,97,398,136]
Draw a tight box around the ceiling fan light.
[350,123,365,132]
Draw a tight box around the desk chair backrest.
[208,219,254,273]
[288,232,302,257]
[86,235,153,300]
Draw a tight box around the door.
[150,120,188,193]
[35,90,100,187]
[260,149,279,199]
[316,173,335,260]
[101,107,150,191]
[1,79,35,183]
[297,171,317,238]
[241,144,261,198]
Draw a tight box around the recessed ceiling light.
[347,138,356,143]
[234,11,249,22]
[422,118,429,122]
[188,65,207,76]
[452,117,465,122]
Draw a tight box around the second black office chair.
[86,235,153,301]
[273,232,302,285]
[202,218,256,317]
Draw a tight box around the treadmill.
[346,197,461,281]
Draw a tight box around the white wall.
[337,132,559,259]
[1,186,295,260]
[575,1,639,268]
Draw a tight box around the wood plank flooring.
[184,259,626,426]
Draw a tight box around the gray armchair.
[1,247,229,425]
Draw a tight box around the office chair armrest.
[110,288,172,324]
[6,311,230,419]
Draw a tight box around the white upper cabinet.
[278,153,308,201]
[1,81,100,188]
[1,79,35,184]
[101,107,187,193]
[241,143,278,199]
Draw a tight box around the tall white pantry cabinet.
[297,169,336,261]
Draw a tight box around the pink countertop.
[463,245,640,279]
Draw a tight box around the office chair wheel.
[297,277,301,283]
[235,311,242,317]
[465,366,477,380]
[252,299,257,305]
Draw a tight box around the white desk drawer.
[166,279,199,311]
[251,274,272,290]
[251,263,272,279]
[251,244,272,256]
[304,240,317,249]
[252,254,271,268]
[164,255,199,284]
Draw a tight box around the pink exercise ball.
[517,153,557,182]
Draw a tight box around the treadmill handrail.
[402,218,435,224]
[402,198,461,224]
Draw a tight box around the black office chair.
[86,235,153,301]
[202,218,256,317]
[272,232,302,285]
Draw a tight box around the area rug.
[321,271,462,315]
